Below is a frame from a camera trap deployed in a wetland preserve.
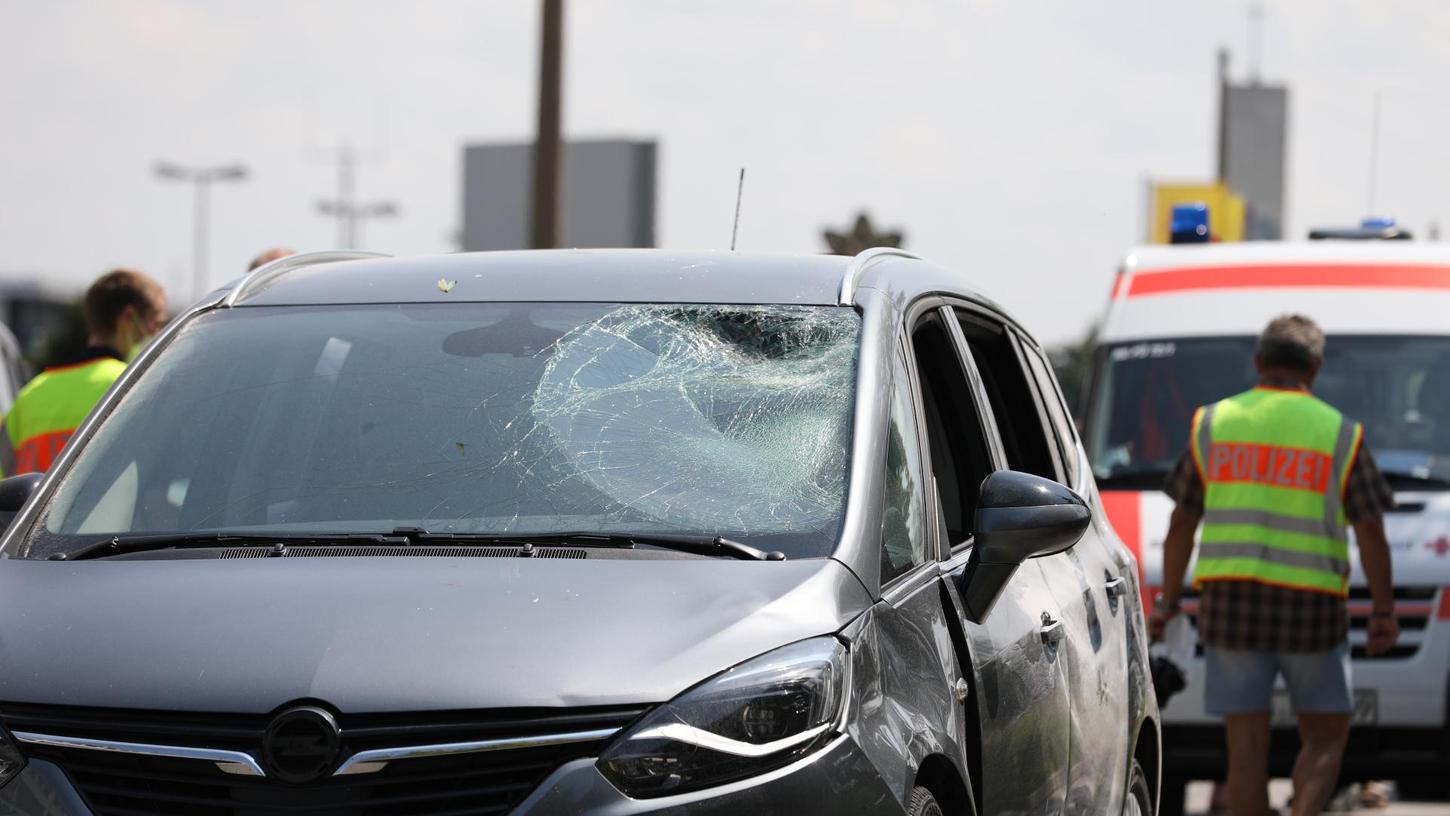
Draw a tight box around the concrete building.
[461,139,657,251]
[1222,82,1289,240]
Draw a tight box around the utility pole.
[314,143,398,248]
[531,0,564,249]
[155,161,248,302]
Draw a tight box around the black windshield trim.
[54,529,785,562]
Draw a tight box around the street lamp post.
[315,199,399,249]
[313,143,399,249]
[155,161,248,303]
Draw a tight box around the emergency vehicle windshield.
[21,302,860,560]
[1088,335,1450,489]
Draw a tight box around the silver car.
[0,249,1157,815]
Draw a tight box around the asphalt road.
[1185,781,1450,815]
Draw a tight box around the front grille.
[1,703,647,816]
[1180,586,1439,660]
[1346,585,1438,605]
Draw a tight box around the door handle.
[1104,577,1128,598]
[1040,613,1066,645]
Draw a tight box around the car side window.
[1019,335,1080,487]
[908,311,994,549]
[880,353,929,584]
[954,309,1064,483]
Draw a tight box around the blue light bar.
[1170,203,1210,244]
[1361,216,1396,229]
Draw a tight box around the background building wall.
[462,139,657,251]
[1223,84,1289,240]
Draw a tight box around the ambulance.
[1082,237,1450,813]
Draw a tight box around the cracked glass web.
[532,305,858,533]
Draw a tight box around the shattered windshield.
[23,303,860,560]
[1087,335,1450,487]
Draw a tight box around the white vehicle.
[1082,240,1450,814]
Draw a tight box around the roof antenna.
[730,167,745,251]
[1246,0,1265,84]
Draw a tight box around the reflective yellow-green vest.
[1190,386,1362,597]
[0,355,127,476]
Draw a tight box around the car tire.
[906,786,944,816]
[1124,759,1154,816]
[1157,772,1187,816]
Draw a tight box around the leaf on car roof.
[437,278,457,293]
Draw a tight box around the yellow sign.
[1149,182,1246,243]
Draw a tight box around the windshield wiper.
[1378,469,1450,489]
[389,529,786,561]
[55,531,404,561]
[55,529,785,562]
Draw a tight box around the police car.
[1081,227,1450,812]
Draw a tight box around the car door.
[954,304,1132,816]
[904,303,1073,816]
[862,345,976,812]
[1015,328,1133,815]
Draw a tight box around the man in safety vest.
[1148,315,1398,816]
[0,268,167,476]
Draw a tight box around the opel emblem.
[263,706,341,783]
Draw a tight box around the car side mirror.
[0,472,44,518]
[0,473,43,513]
[958,470,1090,623]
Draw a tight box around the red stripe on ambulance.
[1121,263,1450,299]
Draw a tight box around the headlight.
[597,636,849,798]
[0,724,25,790]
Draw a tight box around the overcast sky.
[3,1,1449,344]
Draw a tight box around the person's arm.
[1353,515,1398,656]
[1148,447,1205,639]
[1160,505,1200,607]
[1343,439,1398,656]
[1148,505,1200,640]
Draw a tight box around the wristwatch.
[1152,593,1180,615]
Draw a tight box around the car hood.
[0,556,870,713]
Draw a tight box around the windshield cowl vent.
[217,546,589,559]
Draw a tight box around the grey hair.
[1257,314,1325,373]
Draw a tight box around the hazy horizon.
[4,1,1448,343]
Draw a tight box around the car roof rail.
[837,247,920,306]
[223,250,391,307]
